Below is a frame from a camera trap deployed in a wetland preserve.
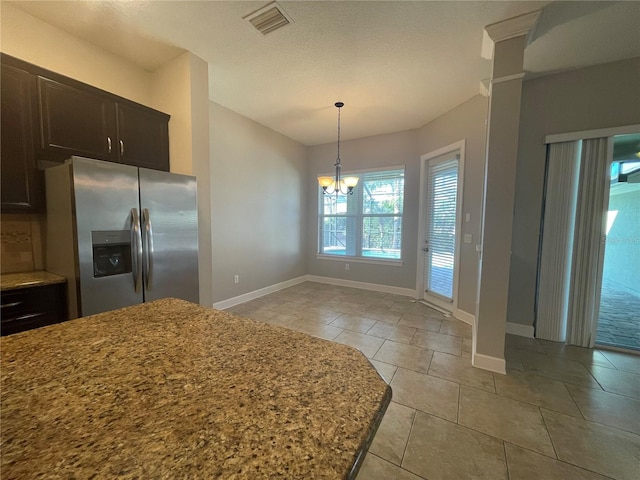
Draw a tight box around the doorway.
[535,127,640,348]
[418,141,464,313]
[596,134,640,351]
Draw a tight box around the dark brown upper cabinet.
[1,54,171,212]
[1,62,41,212]
[37,76,170,171]
[38,77,117,162]
[116,103,169,171]
[1,53,170,167]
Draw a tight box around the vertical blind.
[425,156,459,300]
[566,137,611,347]
[536,141,581,342]
[536,137,611,348]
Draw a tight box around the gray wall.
[602,188,640,295]
[306,129,419,290]
[508,57,640,326]
[305,95,488,317]
[210,94,487,312]
[417,95,488,314]
[210,102,308,302]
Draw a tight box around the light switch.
[464,234,472,244]
[465,213,470,222]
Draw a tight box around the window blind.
[425,158,458,300]
[536,141,581,342]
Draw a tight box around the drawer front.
[1,283,67,336]
[1,311,61,336]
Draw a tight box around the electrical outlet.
[464,234,472,244]
[345,263,350,271]
[233,275,239,284]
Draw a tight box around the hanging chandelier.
[318,102,358,195]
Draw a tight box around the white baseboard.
[305,275,416,297]
[472,352,506,374]
[213,274,419,311]
[454,309,475,326]
[212,276,308,310]
[506,322,535,338]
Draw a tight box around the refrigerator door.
[139,168,199,303]
[72,157,144,316]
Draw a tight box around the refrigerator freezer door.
[139,168,199,303]
[72,157,144,316]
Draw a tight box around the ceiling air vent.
[244,2,292,35]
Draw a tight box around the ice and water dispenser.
[91,231,132,278]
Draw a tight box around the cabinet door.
[1,283,67,336]
[1,64,41,211]
[38,77,117,162]
[117,103,169,171]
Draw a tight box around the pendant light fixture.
[318,102,358,195]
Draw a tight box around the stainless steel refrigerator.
[46,156,199,319]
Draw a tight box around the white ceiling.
[9,1,640,146]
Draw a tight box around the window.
[318,168,404,261]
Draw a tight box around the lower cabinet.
[1,283,67,336]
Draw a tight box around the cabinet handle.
[120,140,124,156]
[107,136,112,154]
[1,301,22,309]
[14,313,44,321]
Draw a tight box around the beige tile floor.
[226,282,640,480]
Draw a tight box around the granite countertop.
[0,270,66,291]
[1,298,391,479]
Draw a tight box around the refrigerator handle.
[142,208,154,291]
[130,208,143,293]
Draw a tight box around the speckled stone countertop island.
[0,270,66,291]
[1,298,391,479]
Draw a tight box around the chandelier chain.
[318,101,357,195]
[336,105,341,166]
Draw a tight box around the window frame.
[317,165,405,266]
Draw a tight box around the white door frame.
[416,140,466,313]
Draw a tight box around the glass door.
[423,151,462,311]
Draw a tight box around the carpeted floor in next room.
[225,281,640,480]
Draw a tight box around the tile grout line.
[457,385,562,461]
[455,376,461,424]
[503,441,618,480]
[562,382,587,421]
[388,398,458,426]
[398,406,418,472]
[503,441,511,480]
[538,406,559,460]
[490,372,591,418]
[369,338,387,361]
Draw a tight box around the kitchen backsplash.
[1,214,45,274]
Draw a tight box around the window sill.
[315,254,404,267]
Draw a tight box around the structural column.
[473,11,541,373]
